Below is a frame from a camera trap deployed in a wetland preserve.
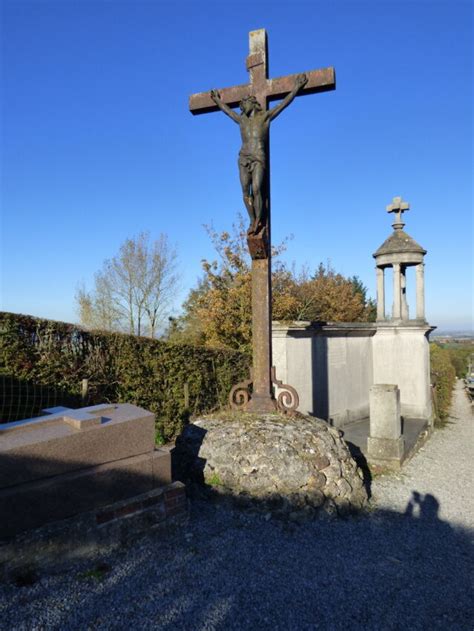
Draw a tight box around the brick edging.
[1,482,188,581]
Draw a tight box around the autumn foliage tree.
[169,217,375,352]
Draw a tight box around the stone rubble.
[175,412,368,518]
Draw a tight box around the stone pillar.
[376,267,385,321]
[367,384,404,467]
[416,263,425,321]
[401,266,409,321]
[392,263,401,320]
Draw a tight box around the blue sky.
[1,0,472,331]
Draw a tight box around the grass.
[207,472,223,486]
[155,427,165,446]
[78,562,111,582]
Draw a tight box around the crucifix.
[189,29,336,413]
[387,196,410,230]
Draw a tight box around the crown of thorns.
[240,95,262,110]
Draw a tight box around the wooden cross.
[386,196,410,229]
[189,29,336,413]
[189,30,335,115]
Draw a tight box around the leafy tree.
[165,219,254,351]
[349,275,377,321]
[76,232,179,337]
[446,346,472,378]
[170,217,376,352]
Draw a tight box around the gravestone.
[0,403,178,538]
[367,384,405,465]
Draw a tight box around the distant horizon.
[431,329,474,337]
[1,308,471,338]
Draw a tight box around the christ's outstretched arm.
[266,74,308,122]
[210,90,241,124]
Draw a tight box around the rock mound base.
[175,413,368,519]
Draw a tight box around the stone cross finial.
[386,196,409,230]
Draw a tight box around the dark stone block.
[0,449,171,538]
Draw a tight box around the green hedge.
[0,312,249,441]
[430,343,456,424]
[446,346,472,379]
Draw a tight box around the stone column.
[401,266,409,321]
[416,263,425,321]
[376,267,385,320]
[392,263,401,321]
[367,384,404,467]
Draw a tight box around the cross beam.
[189,31,335,115]
[189,29,335,413]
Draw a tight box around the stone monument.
[371,196,434,421]
[271,196,434,430]
[373,196,426,323]
[185,29,368,517]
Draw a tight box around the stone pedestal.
[367,384,405,467]
[175,412,368,518]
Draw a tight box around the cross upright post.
[189,29,335,413]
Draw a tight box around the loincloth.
[238,150,265,173]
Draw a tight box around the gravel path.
[371,380,474,528]
[1,383,472,630]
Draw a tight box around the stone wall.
[273,321,433,426]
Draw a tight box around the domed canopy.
[374,196,427,323]
[373,196,426,266]
[374,229,426,258]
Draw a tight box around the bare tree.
[76,279,122,332]
[140,234,180,338]
[76,232,179,337]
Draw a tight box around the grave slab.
[0,403,173,539]
[0,403,155,488]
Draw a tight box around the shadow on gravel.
[1,490,472,630]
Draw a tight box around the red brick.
[164,487,185,500]
[115,503,141,518]
[166,503,187,517]
[142,495,162,509]
[164,496,179,506]
[96,511,115,524]
[165,501,186,513]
